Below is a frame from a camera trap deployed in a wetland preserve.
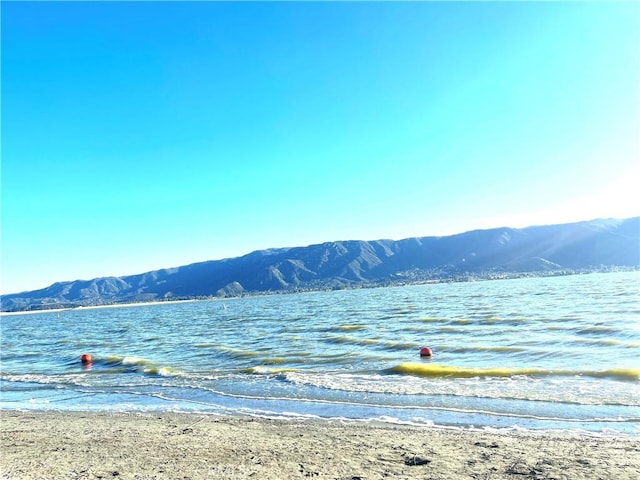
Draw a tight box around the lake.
[1,271,639,435]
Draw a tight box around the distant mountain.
[2,217,638,312]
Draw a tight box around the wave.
[322,335,379,347]
[277,371,640,407]
[566,337,640,348]
[242,366,298,375]
[321,334,420,351]
[212,346,261,359]
[102,355,175,376]
[440,345,529,354]
[0,373,91,388]
[146,387,638,427]
[388,363,640,382]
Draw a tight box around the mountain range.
[2,217,638,312]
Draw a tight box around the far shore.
[1,411,639,480]
[0,299,200,316]
[4,268,638,316]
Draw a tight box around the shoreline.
[4,269,637,316]
[1,411,639,479]
[0,299,199,316]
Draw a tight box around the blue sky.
[2,1,639,294]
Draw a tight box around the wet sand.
[1,411,639,479]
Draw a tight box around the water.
[2,271,639,435]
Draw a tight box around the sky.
[1,1,639,295]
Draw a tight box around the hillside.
[2,217,638,312]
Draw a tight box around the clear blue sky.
[2,1,639,294]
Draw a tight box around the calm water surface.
[2,271,639,435]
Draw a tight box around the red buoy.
[80,353,93,365]
[419,347,433,357]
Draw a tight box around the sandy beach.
[1,411,638,480]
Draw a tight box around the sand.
[1,411,639,480]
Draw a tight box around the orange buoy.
[80,353,93,365]
[419,347,433,357]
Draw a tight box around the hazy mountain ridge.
[3,217,638,312]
